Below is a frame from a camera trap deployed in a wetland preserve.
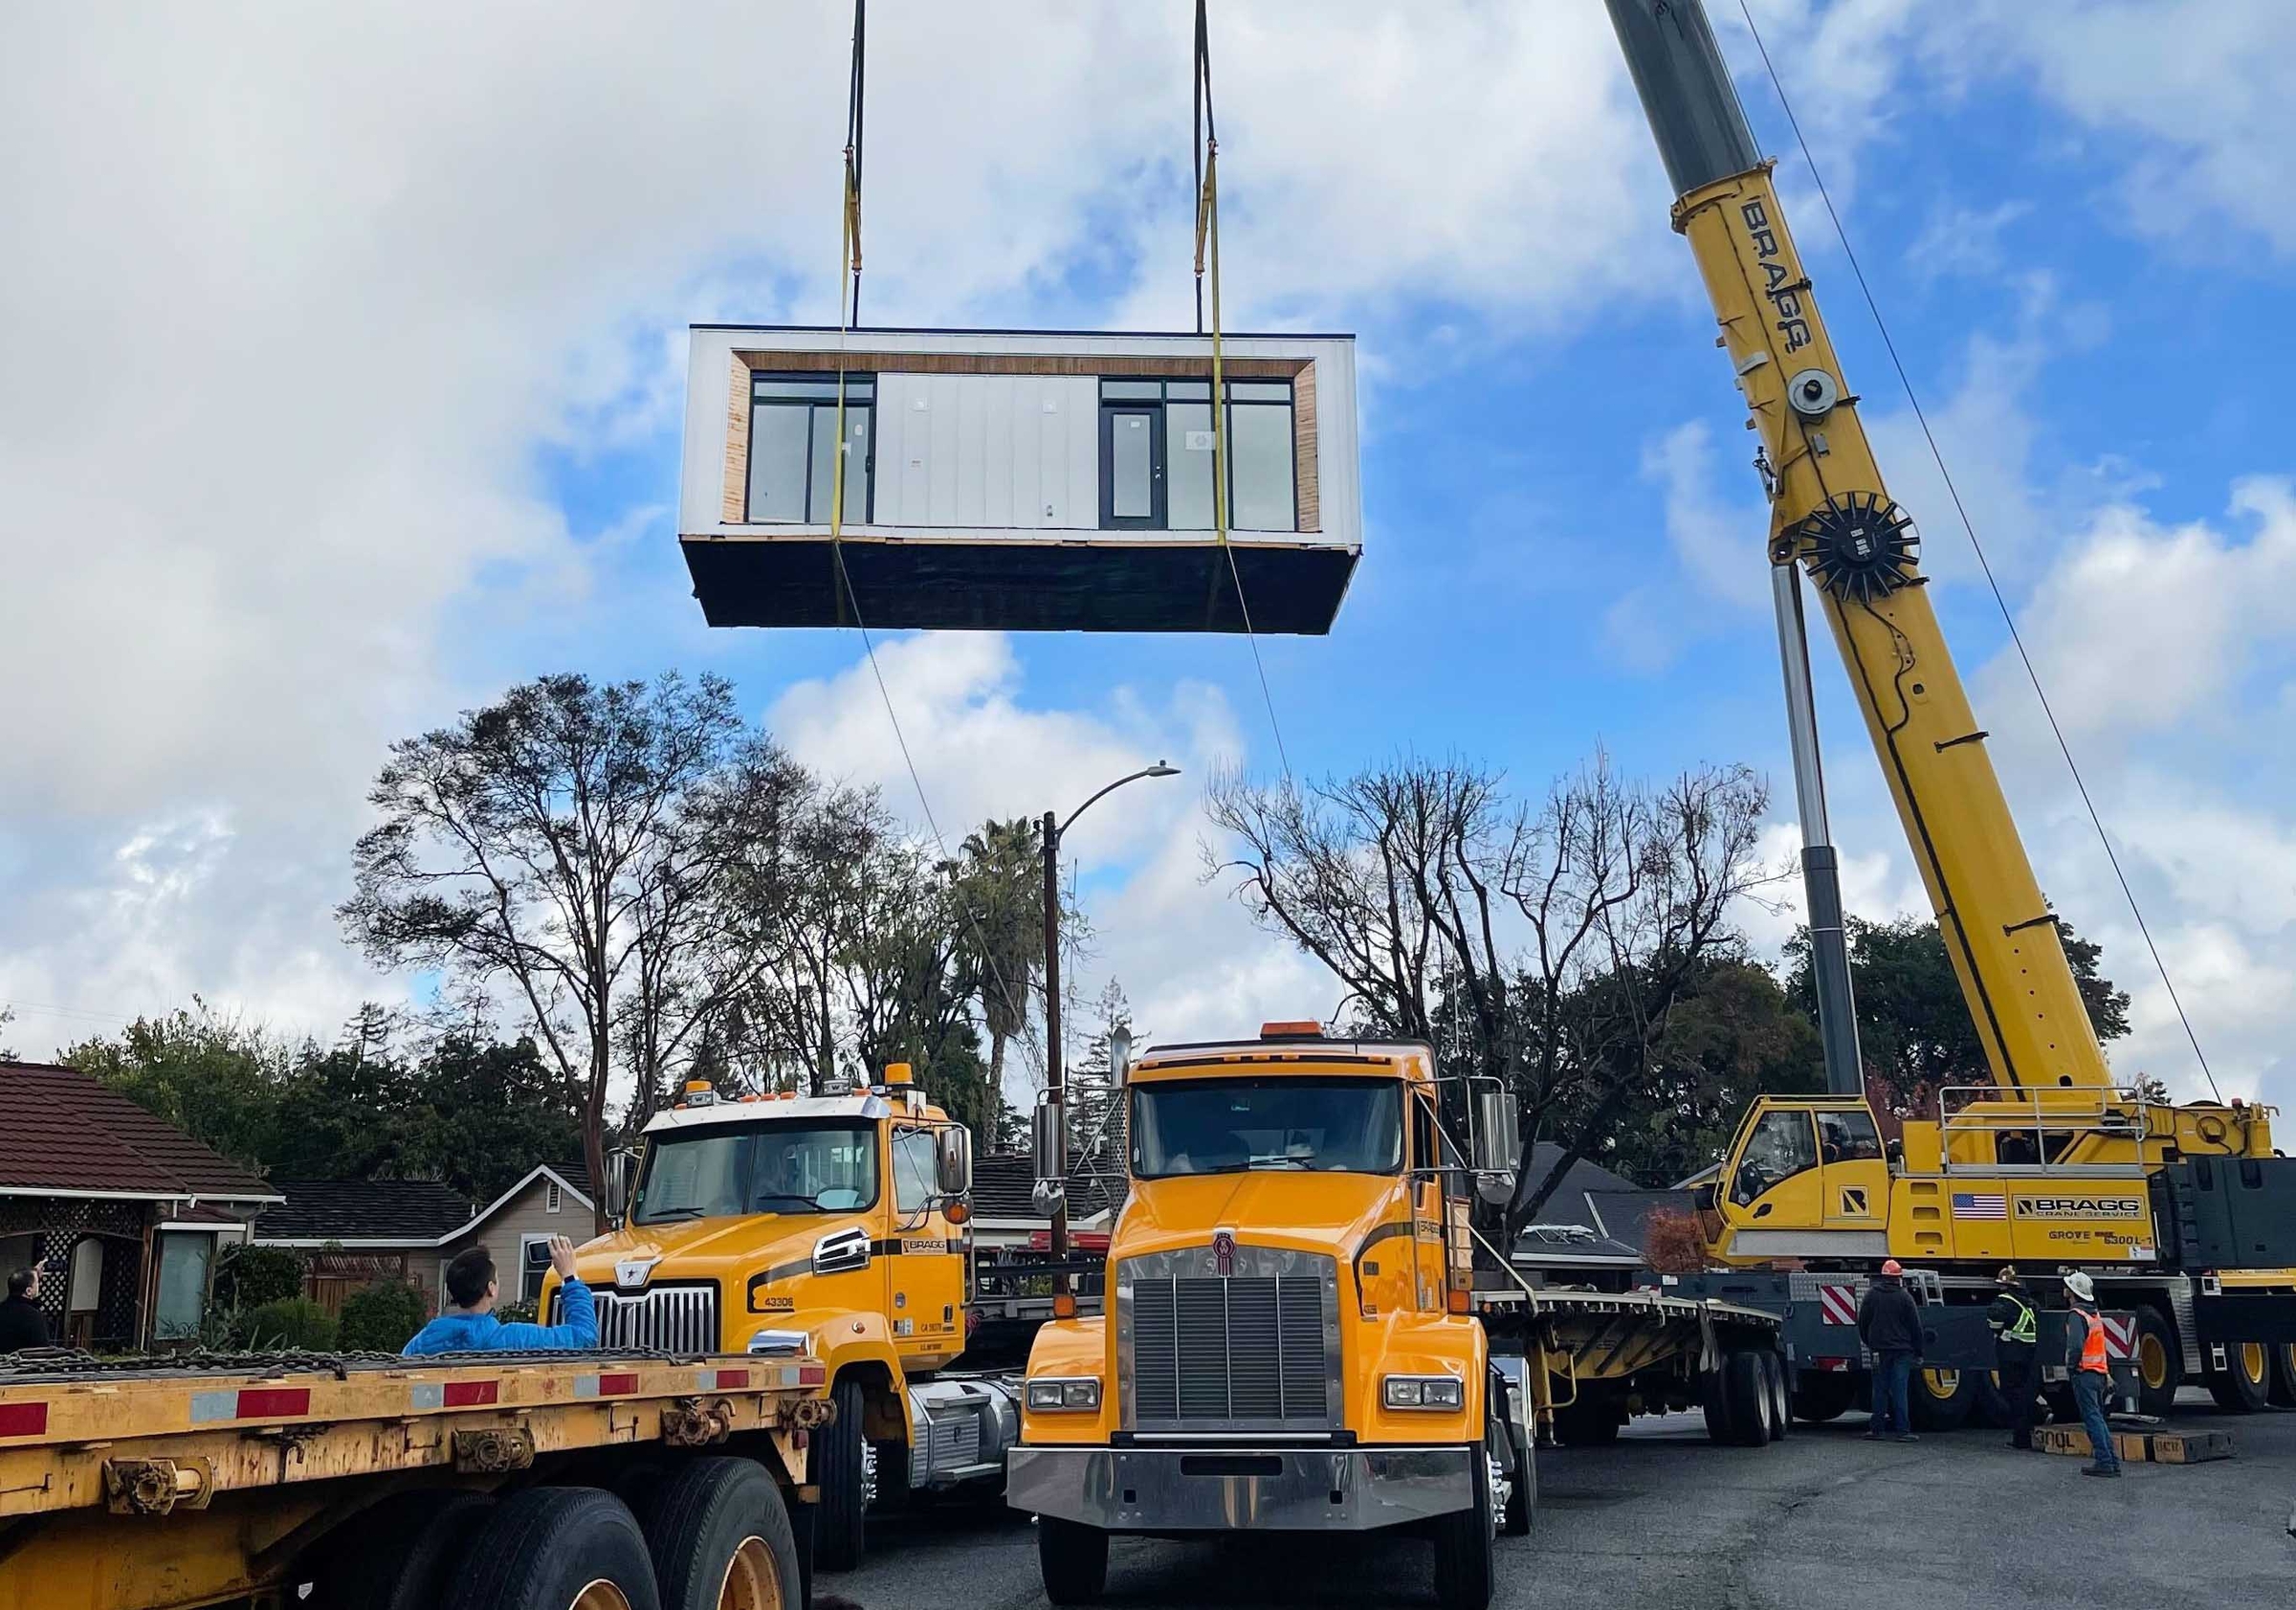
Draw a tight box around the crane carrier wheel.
[2268,1341,2296,1409]
[2205,1340,2273,1414]
[1908,1366,1976,1431]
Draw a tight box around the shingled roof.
[260,1179,476,1243]
[0,1060,278,1202]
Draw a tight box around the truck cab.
[1006,1024,1524,1610]
[554,1062,992,1570]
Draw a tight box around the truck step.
[2034,1424,2235,1465]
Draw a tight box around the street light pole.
[1041,761,1180,1269]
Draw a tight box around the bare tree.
[1207,752,1775,1237]
[340,673,745,1228]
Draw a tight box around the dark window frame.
[1096,376,1296,534]
[747,372,875,525]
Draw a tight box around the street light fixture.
[1039,762,1181,1274]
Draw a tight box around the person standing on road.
[1858,1259,1923,1443]
[1987,1266,2041,1450]
[0,1264,52,1351]
[403,1237,597,1355]
[2064,1271,2120,1478]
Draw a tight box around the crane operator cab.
[1710,1097,1891,1262]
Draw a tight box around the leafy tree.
[212,1244,307,1313]
[240,1296,338,1352]
[953,818,1045,1119]
[341,672,755,1227]
[399,1033,585,1202]
[60,1000,291,1171]
[339,1279,430,1351]
[1783,914,2130,1122]
[1070,979,1136,1167]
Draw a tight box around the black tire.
[1037,1516,1110,1606]
[310,1489,493,1610]
[2268,1341,2296,1410]
[1490,1372,1532,1537]
[1429,1445,1495,1610]
[872,1434,913,1513]
[1906,1365,1976,1431]
[1760,1352,1790,1441]
[2131,1306,2181,1418]
[1791,1372,1856,1423]
[1553,1400,1621,1446]
[644,1458,802,1610]
[2206,1341,2272,1414]
[1724,1351,1771,1446]
[815,1376,871,1573]
[441,1487,660,1610]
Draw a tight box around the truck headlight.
[747,1329,808,1356]
[1026,1378,1102,1411]
[1383,1375,1464,1410]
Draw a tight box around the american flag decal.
[1953,1192,2007,1221]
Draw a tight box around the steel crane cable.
[1195,0,1292,780]
[1733,1,2221,1103]
[817,0,1034,1083]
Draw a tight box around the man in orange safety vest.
[2064,1271,2119,1478]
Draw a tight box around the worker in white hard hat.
[2063,1270,2119,1477]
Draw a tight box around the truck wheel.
[2131,1307,2181,1418]
[2205,1342,2272,1414]
[443,1487,661,1610]
[643,1458,801,1610]
[1792,1372,1855,1423]
[1037,1517,1110,1605]
[1553,1400,1620,1446]
[1501,1418,1534,1536]
[814,1377,871,1572]
[1760,1352,1790,1441]
[313,1489,494,1610]
[1907,1366,1976,1431]
[1429,1445,1495,1610]
[2268,1341,2296,1409]
[1724,1351,1771,1446]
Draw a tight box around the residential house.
[255,1164,594,1316]
[0,1059,279,1348]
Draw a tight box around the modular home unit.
[679,325,1359,633]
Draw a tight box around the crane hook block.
[1792,491,1919,603]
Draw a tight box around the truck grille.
[568,1283,718,1354]
[1119,1247,1337,1430]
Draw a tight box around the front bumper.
[1005,1444,1474,1533]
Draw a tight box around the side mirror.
[604,1147,637,1223]
[1031,1096,1068,1216]
[1472,1089,1520,1205]
[936,1125,974,1196]
[1109,1026,1135,1086]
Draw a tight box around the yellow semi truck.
[1005,1023,1791,1610]
[0,1345,828,1610]
[554,1063,1021,1574]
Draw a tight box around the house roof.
[255,1163,595,1249]
[0,1060,279,1202]
[1581,1190,1703,1257]
[261,1179,475,1243]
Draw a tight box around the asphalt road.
[830,1392,2294,1610]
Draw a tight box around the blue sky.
[4,1,2292,1114]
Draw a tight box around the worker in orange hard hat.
[1857,1261,1922,1442]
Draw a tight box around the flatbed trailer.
[0,1346,831,1610]
[1478,1285,1795,1448]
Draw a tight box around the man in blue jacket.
[404,1236,598,1355]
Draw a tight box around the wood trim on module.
[718,351,1320,535]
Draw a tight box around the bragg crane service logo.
[1737,197,1814,354]
[2015,1196,2146,1221]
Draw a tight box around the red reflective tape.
[444,1380,499,1408]
[798,1364,827,1387]
[236,1388,312,1419]
[714,1369,750,1390]
[596,1372,640,1397]
[0,1401,49,1438]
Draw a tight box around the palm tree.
[953,818,1044,1135]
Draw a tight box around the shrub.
[212,1243,307,1312]
[240,1296,340,1352]
[338,1279,430,1353]
[495,1298,539,1326]
[1641,1207,1712,1274]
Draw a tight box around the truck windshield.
[1131,1077,1403,1178]
[632,1121,879,1224]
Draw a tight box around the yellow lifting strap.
[828,0,866,622]
[1195,139,1227,549]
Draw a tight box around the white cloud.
[1603,419,1772,673]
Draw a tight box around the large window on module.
[1098,378,1295,533]
[748,373,872,524]
[1131,1076,1402,1178]
[632,1120,880,1224]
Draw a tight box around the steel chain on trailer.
[0,1344,704,1382]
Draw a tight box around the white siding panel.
[1062,379,1095,530]
[1011,381,1044,528]
[982,377,1014,528]
[881,373,931,525]
[955,381,990,526]
[927,375,960,524]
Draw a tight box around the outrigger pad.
[681,534,1358,635]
